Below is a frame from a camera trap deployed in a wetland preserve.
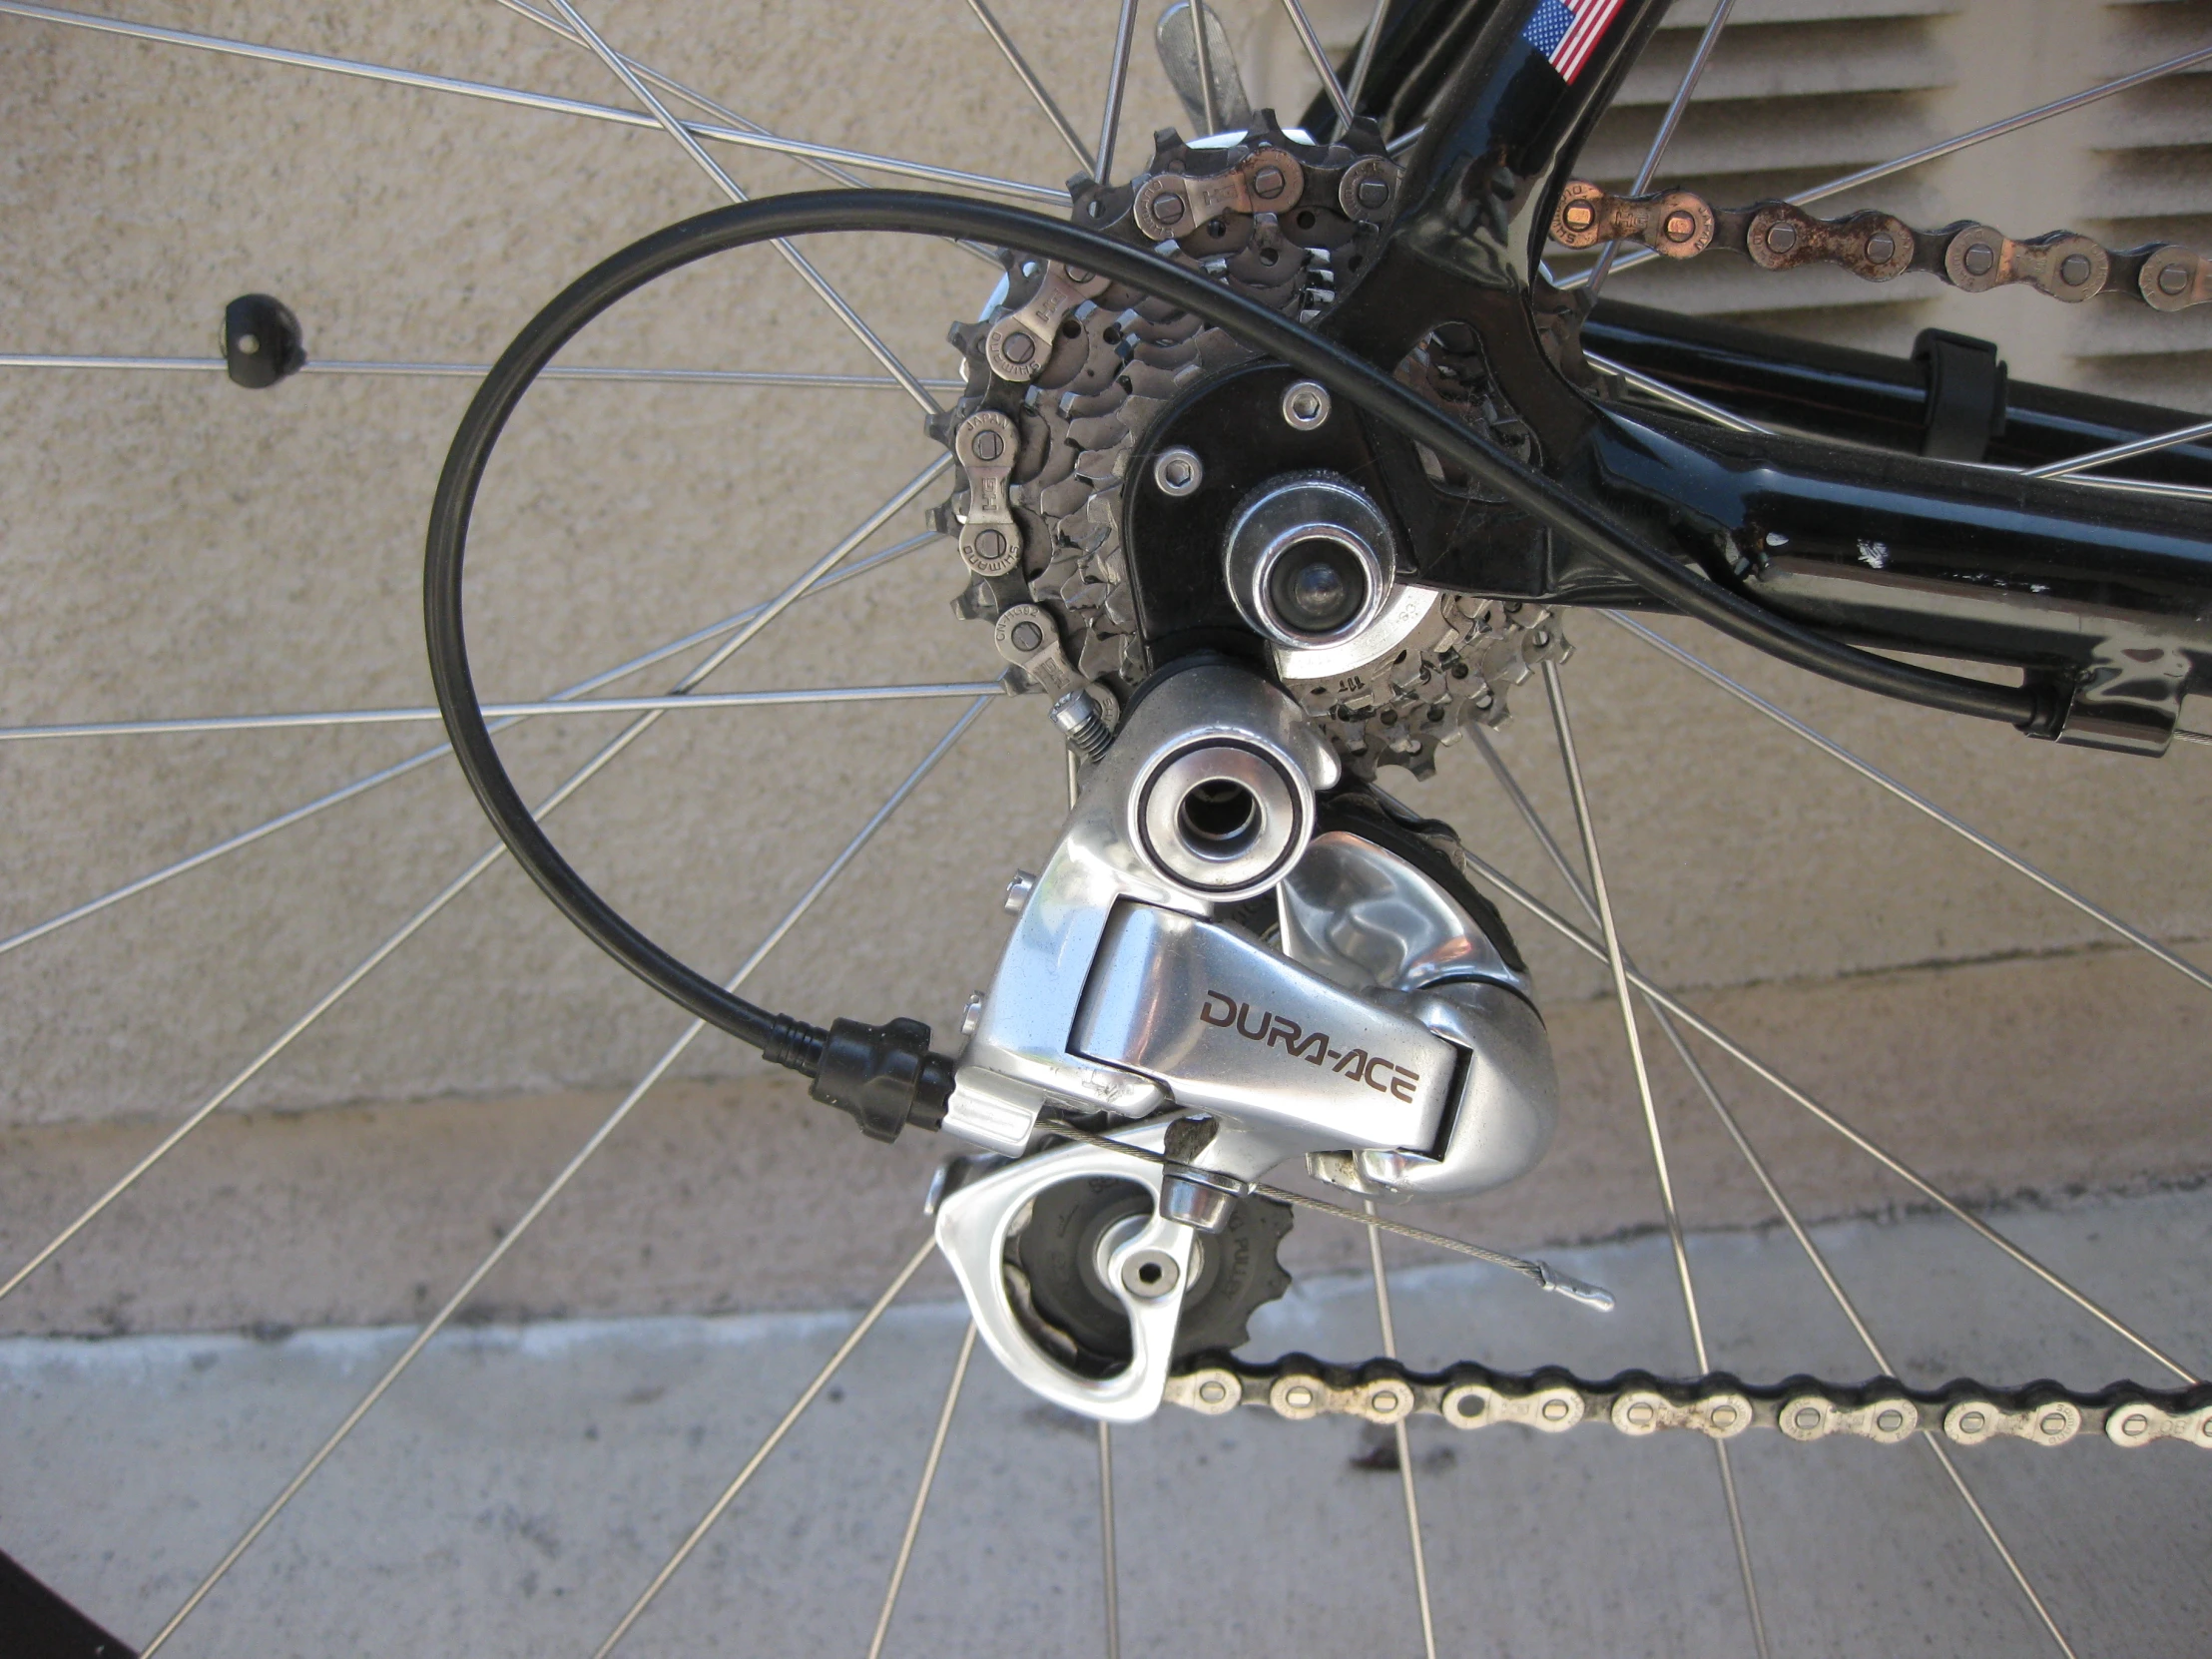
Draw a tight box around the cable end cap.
[810,1015,955,1142]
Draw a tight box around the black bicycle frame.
[1321,0,2212,752]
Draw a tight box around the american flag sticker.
[1521,0,1626,84]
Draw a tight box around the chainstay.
[1548,179,2211,309]
[1166,1353,2212,1450]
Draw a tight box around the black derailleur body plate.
[1123,361,1555,668]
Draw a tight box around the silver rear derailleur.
[932,661,1557,1420]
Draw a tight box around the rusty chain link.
[1549,179,2212,309]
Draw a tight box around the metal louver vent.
[2072,0,2212,408]
[1585,0,2211,408]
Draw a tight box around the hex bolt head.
[1664,211,1696,242]
[1251,165,1287,200]
[2059,253,2092,286]
[970,428,1003,461]
[1001,330,1036,364]
[1562,201,1595,232]
[2158,264,2190,295]
[1865,231,1896,263]
[1152,193,1186,225]
[1355,177,1391,209]
[1962,242,1997,277]
[1281,379,1332,429]
[1120,1248,1181,1300]
[1153,445,1204,496]
[1765,221,1799,253]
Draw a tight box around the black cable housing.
[425,189,2037,1056]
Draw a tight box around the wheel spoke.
[0,485,943,961]
[1192,0,1222,135]
[0,3,1065,207]
[865,1322,977,1659]
[1651,979,2076,1658]
[539,0,942,413]
[594,1237,946,1659]
[0,680,1007,743]
[0,474,947,1303]
[1605,612,2212,994]
[1581,0,1737,299]
[1342,0,1391,116]
[1582,349,1772,434]
[2024,416,2212,481]
[1096,1420,1122,1659]
[1450,839,2203,1383]
[962,0,1095,174]
[0,353,967,389]
[1483,725,2075,1653]
[1567,41,2212,286]
[1095,0,1142,185]
[492,0,867,189]
[1364,1202,1436,1659]
[1540,664,1770,1659]
[1277,0,1355,133]
[137,694,991,1656]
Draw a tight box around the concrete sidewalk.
[4,1186,2208,1659]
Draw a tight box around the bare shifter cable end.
[1535,1264,1616,1312]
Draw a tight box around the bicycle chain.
[1549,179,2212,308]
[1165,1353,2212,1451]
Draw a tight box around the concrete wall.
[1,0,2207,1336]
